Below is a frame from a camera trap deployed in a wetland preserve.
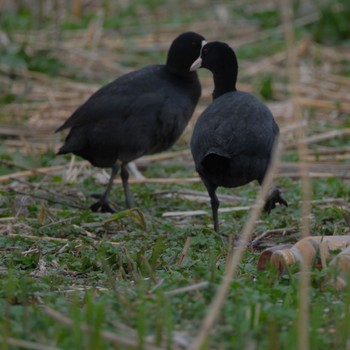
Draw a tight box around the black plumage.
[56,32,206,212]
[190,41,287,233]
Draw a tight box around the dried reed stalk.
[164,281,209,296]
[114,177,200,185]
[0,164,76,183]
[177,237,192,267]
[280,1,311,350]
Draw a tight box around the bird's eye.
[203,48,208,54]
[192,41,196,47]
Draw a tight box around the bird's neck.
[212,71,237,100]
[166,65,198,80]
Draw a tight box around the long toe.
[277,194,288,208]
[264,188,288,214]
[90,200,116,213]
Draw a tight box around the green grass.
[310,0,350,45]
[0,151,350,348]
[1,0,350,348]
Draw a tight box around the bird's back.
[57,65,201,168]
[191,91,278,188]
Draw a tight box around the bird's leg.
[263,186,288,214]
[121,163,134,208]
[206,185,220,233]
[90,163,120,213]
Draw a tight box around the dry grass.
[1,2,349,181]
[1,0,350,348]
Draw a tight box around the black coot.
[56,32,207,212]
[190,41,287,233]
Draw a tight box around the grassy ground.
[1,0,350,349]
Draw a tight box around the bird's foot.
[90,194,116,213]
[264,187,288,214]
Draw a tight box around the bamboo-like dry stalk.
[279,1,312,350]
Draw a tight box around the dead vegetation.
[0,2,350,348]
[1,2,350,187]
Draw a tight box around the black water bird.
[56,32,206,212]
[190,41,287,233]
